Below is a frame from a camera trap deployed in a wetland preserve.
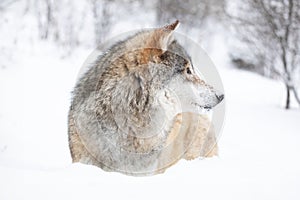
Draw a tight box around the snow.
[1,2,300,200]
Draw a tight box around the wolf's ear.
[163,20,180,31]
[147,20,179,51]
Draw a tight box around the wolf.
[68,20,224,176]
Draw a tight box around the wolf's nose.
[216,94,224,102]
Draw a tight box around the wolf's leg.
[199,123,218,157]
[182,114,218,160]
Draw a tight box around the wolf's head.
[118,20,224,114]
[96,20,224,135]
[158,39,224,113]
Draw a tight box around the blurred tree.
[35,0,61,41]
[227,0,300,109]
[0,0,17,10]
[91,0,112,45]
[36,0,53,39]
[156,0,226,30]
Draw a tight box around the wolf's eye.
[186,67,192,74]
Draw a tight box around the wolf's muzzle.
[216,94,224,102]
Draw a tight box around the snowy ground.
[1,38,300,200]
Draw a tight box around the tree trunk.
[285,84,291,109]
[291,87,300,107]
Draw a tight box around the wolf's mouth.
[191,102,212,111]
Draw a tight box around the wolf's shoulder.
[71,39,129,105]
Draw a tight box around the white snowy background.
[0,1,300,200]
